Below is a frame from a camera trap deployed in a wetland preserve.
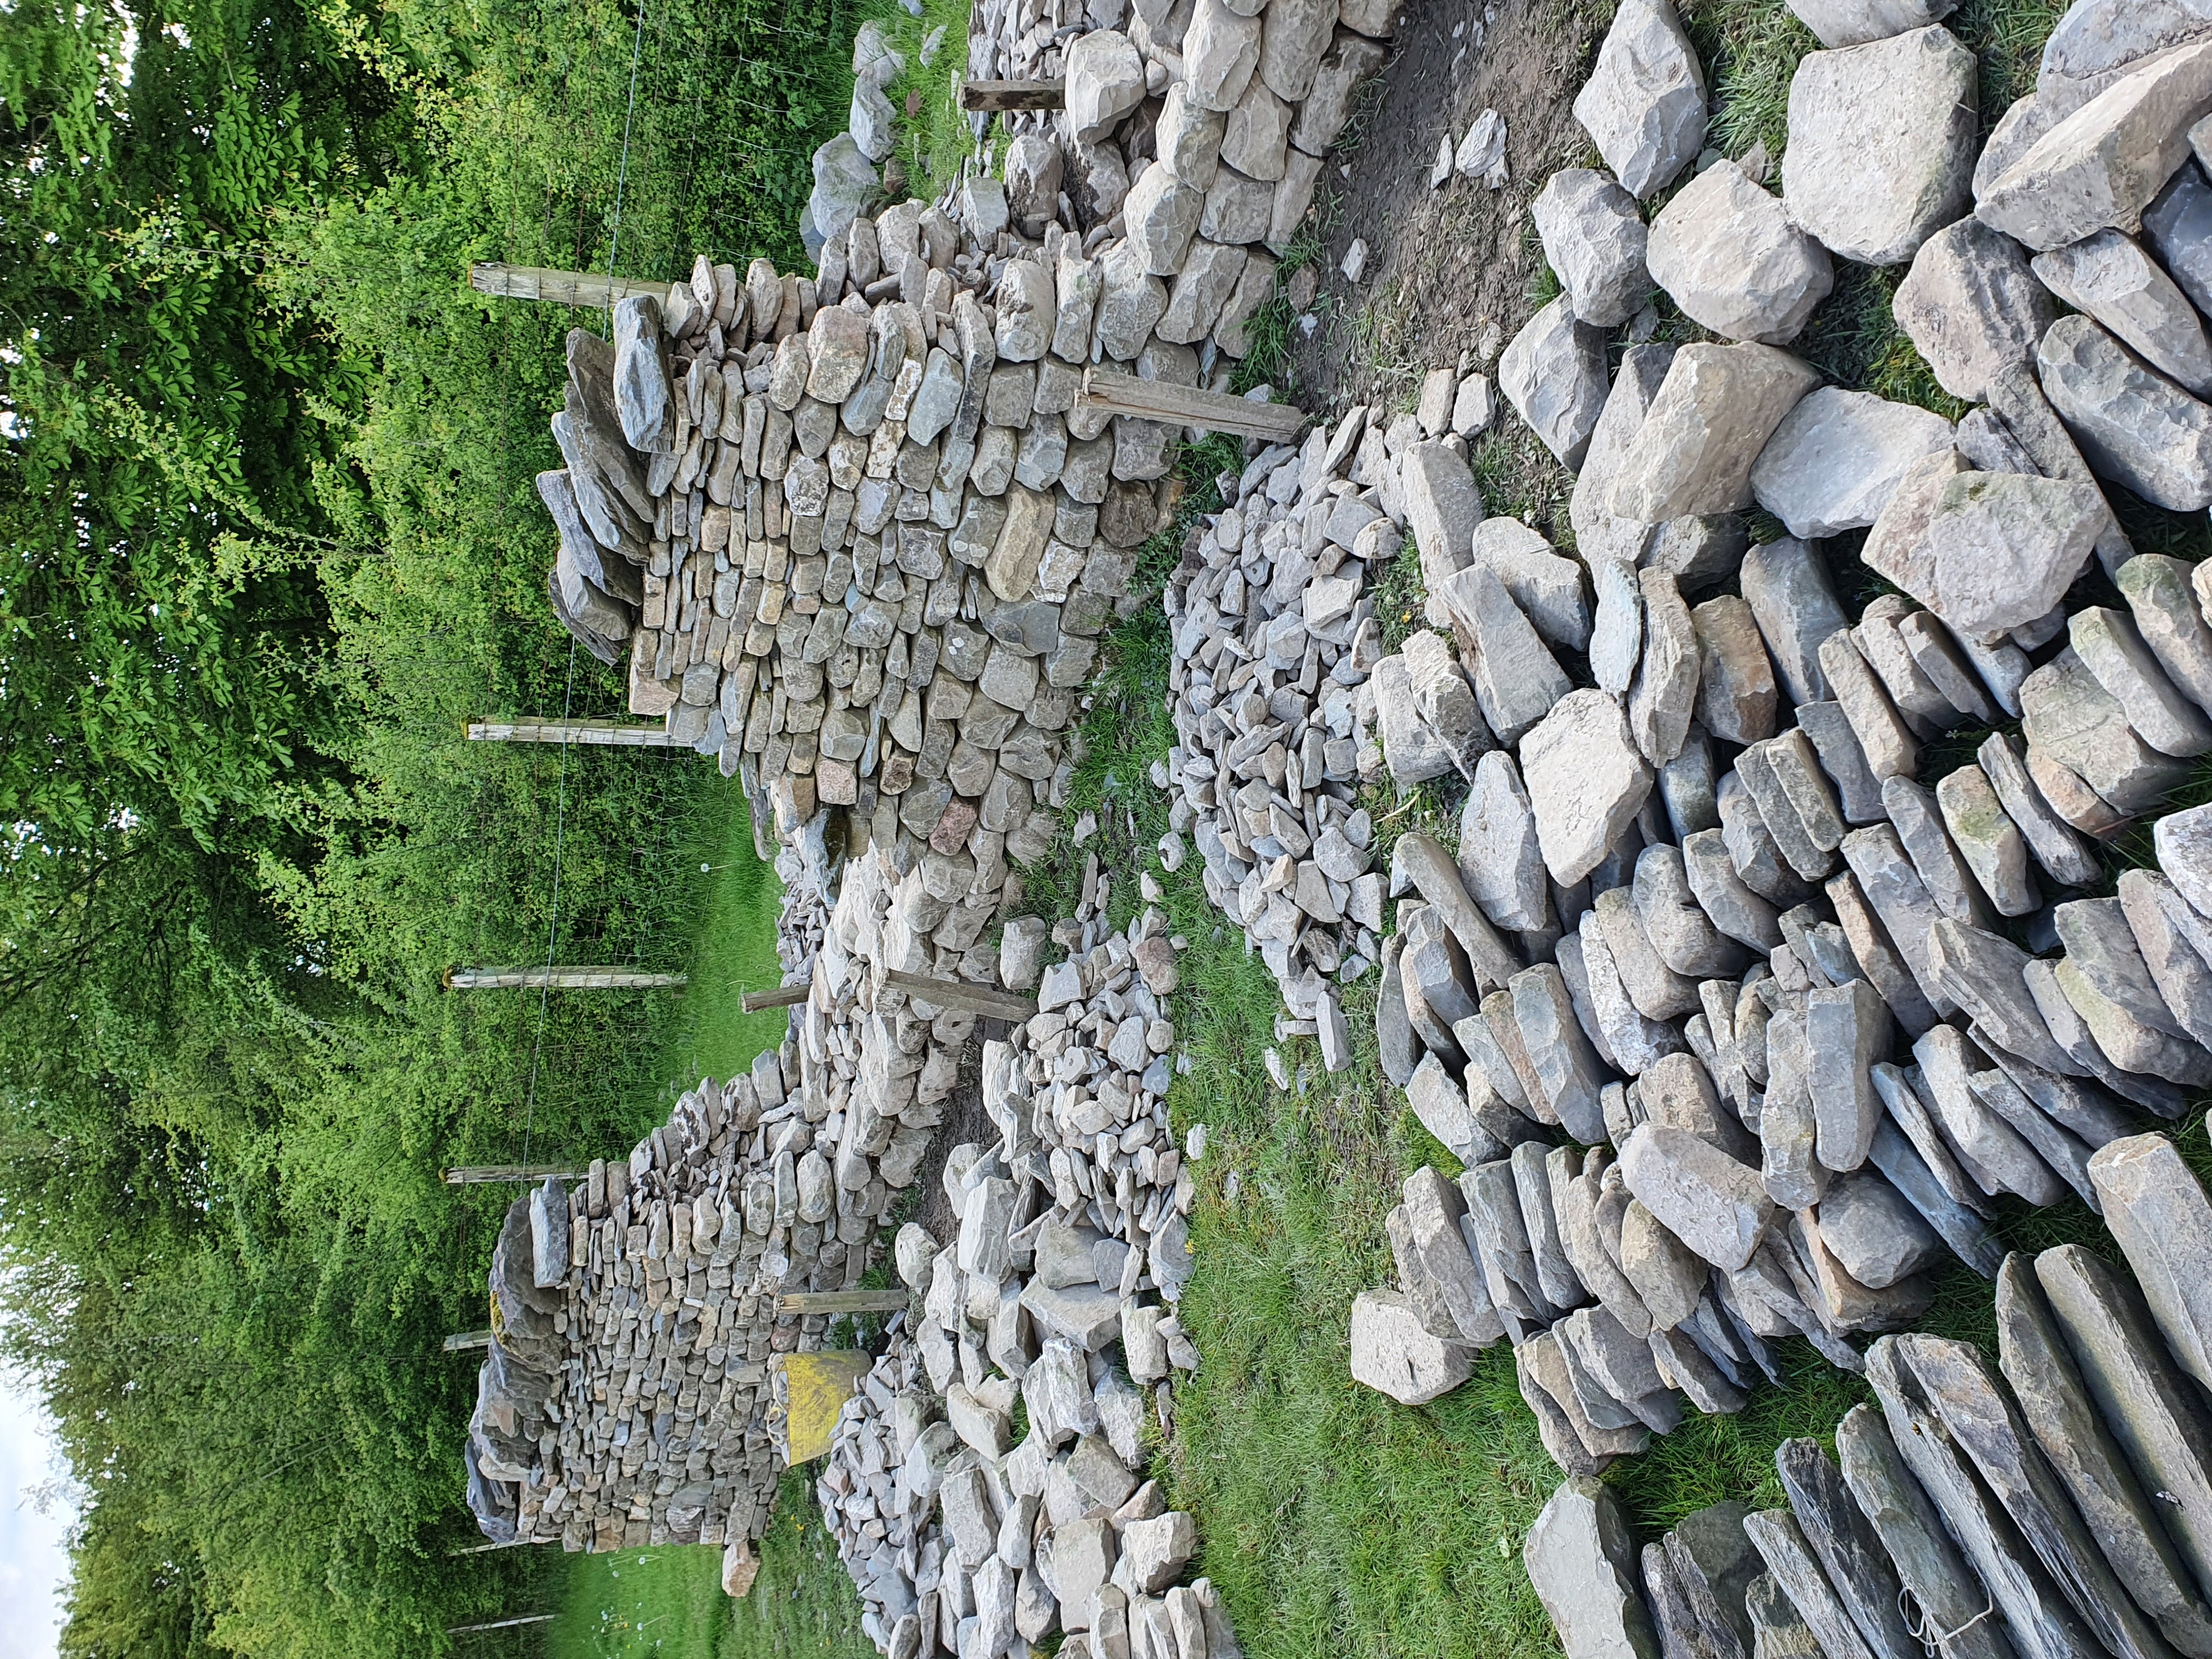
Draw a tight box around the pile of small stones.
[811,863,1231,1659]
[1526,1130,2212,1659]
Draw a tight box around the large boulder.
[1781,26,1979,266]
[1750,387,1955,539]
[2038,0,2212,119]
[1499,297,1610,470]
[1525,1477,1665,1659]
[1348,1288,1474,1403]
[1066,30,1147,140]
[1977,39,2212,251]
[1892,217,2059,401]
[1532,168,1652,328]
[1863,449,2104,640]
[2039,313,2212,512]
[1575,0,1706,198]
[2033,229,2212,399]
[808,134,878,256]
[1784,0,1955,49]
[1522,690,1656,886]
[1647,160,1834,345]
[1610,343,1824,522]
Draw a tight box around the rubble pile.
[810,862,1229,1659]
[1527,1132,2212,1659]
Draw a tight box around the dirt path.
[1288,0,1609,435]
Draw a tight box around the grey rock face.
[1436,564,1571,746]
[1460,751,1551,934]
[2120,866,2212,1053]
[1997,1252,2212,1659]
[1743,1570,1825,1659]
[612,295,674,453]
[1402,1165,1508,1347]
[2146,160,2212,318]
[1526,1476,1666,1659]
[1751,387,1955,540]
[1523,691,1657,887]
[1612,346,1824,522]
[1740,537,1848,708]
[1741,1509,1883,1659]
[1861,452,2105,642]
[807,135,878,254]
[1807,978,1887,1173]
[1182,0,1264,112]
[1865,1337,2109,1659]
[1573,0,1708,199]
[1818,1170,1943,1289]
[2022,647,2192,816]
[1928,918,2081,1080]
[2119,554,2212,717]
[2158,803,2212,918]
[1475,518,1593,651]
[1629,568,1700,767]
[1500,298,1610,470]
[1980,732,2101,890]
[1534,168,1653,328]
[1620,1124,1776,1273]
[2035,229,2212,399]
[1516,965,1612,1144]
[1904,1331,2183,1659]
[1781,26,1978,266]
[1647,161,1835,345]
[2088,1134,2212,1398]
[2038,1243,2212,1608]
[1399,440,1482,602]
[1373,653,1455,788]
[1772,1438,1918,1659]
[1348,1288,1472,1404]
[1783,0,1955,49]
[1893,217,2059,402]
[2040,313,2212,512]
[1977,40,2212,252]
[1832,1405,2015,1659]
[1692,596,1779,747]
[1937,764,2039,918]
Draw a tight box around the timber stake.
[469,262,665,309]
[1075,368,1308,442]
[444,967,688,991]
[960,78,1064,111]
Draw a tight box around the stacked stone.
[1277,0,2212,1474]
[812,857,1243,1659]
[1525,1130,2212,1659]
[1160,410,1414,1061]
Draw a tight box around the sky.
[0,1374,74,1659]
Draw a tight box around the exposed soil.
[909,1019,1014,1249]
[1288,0,1610,429]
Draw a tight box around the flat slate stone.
[1866,1336,2108,1659]
[1772,1438,1918,1659]
[1833,1404,2015,1659]
[1621,1123,1777,1273]
[1663,1502,1760,1659]
[1743,1570,1824,1659]
[2088,1133,2212,1398]
[1907,1330,2185,1659]
[1741,1509,1878,1659]
[1526,1475,1665,1659]
[1350,1288,1474,1404]
[1928,918,2083,1079]
[1997,1252,2212,1659]
[2038,1243,2212,1607]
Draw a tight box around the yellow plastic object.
[771,1350,873,1464]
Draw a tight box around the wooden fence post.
[740,985,812,1013]
[444,1330,495,1352]
[443,967,689,991]
[466,716,682,748]
[960,78,1064,111]
[1075,368,1308,441]
[469,263,667,309]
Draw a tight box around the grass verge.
[550,1470,872,1659]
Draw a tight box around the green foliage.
[0,0,867,1651]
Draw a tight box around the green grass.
[662,790,796,1087]
[550,1471,872,1659]
[861,0,981,202]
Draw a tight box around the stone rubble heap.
[1277,0,2212,1453]
[1526,1128,2212,1659]
[813,860,1234,1659]
[461,823,1033,1564]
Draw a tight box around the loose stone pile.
[1526,1130,2212,1659]
[1273,0,2212,1445]
[503,0,1403,1639]
[810,864,1229,1659]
